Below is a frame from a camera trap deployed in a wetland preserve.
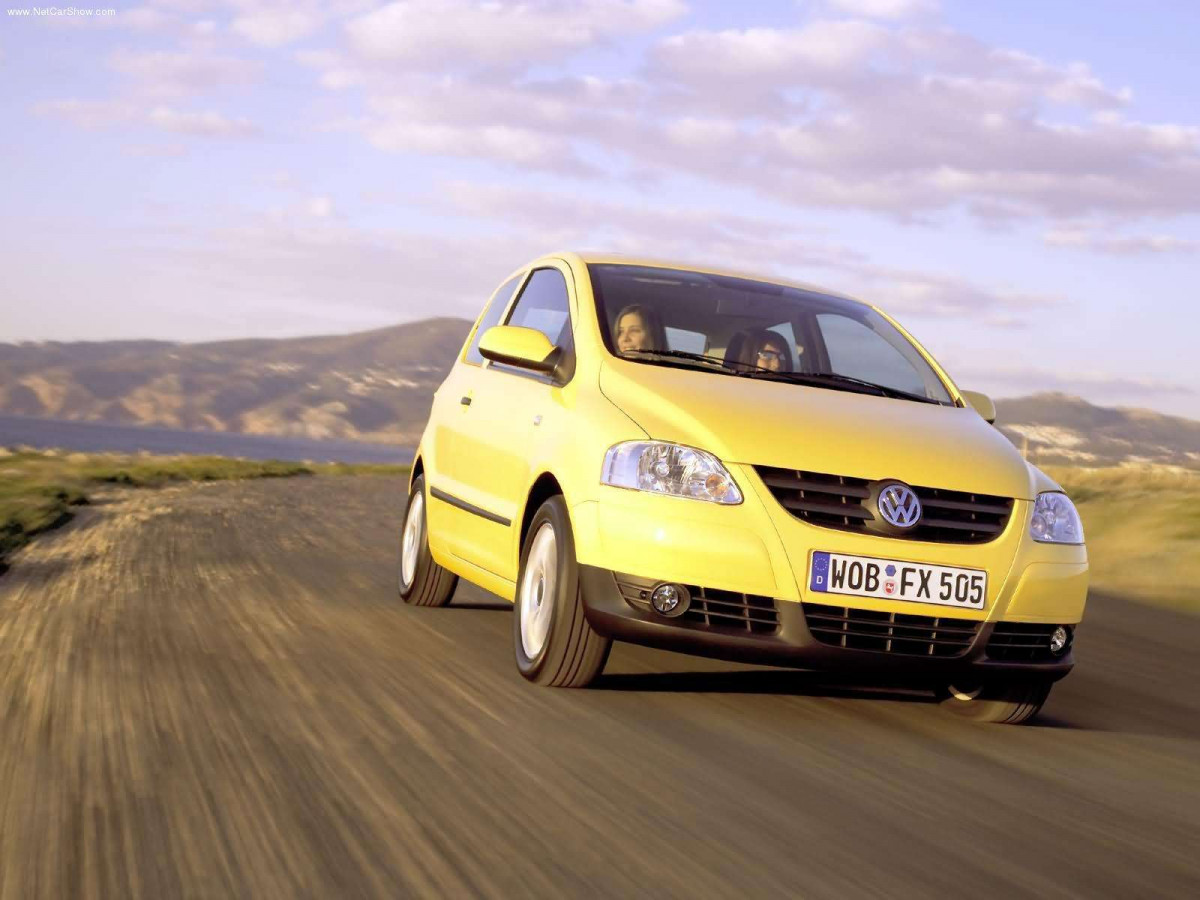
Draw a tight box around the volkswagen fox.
[398,253,1087,724]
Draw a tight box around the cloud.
[148,106,258,136]
[34,98,136,129]
[231,7,323,47]
[36,97,258,138]
[296,11,1198,223]
[1044,228,1200,254]
[108,49,262,97]
[307,196,334,217]
[342,0,687,69]
[948,362,1198,402]
[825,0,939,18]
[424,179,1053,323]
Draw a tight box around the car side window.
[464,274,523,366]
[503,268,573,349]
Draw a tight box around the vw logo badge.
[877,483,922,528]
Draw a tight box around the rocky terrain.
[995,393,1200,470]
[2,322,1197,467]
[0,318,472,445]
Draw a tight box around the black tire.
[513,496,611,687]
[398,475,458,608]
[937,681,1052,724]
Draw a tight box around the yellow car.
[399,252,1087,724]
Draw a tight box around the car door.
[424,271,525,563]
[448,263,577,581]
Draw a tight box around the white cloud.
[1044,228,1200,254]
[232,8,323,46]
[36,97,257,137]
[825,0,938,19]
[108,49,261,97]
[34,98,136,129]
[425,179,1054,323]
[343,0,687,68]
[307,196,334,217]
[148,106,257,136]
[293,12,1199,222]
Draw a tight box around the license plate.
[808,551,986,610]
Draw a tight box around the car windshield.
[589,264,955,405]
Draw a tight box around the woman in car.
[744,329,796,372]
[614,304,668,355]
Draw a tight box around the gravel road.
[1,476,1197,898]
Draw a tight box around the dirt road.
[1,477,1197,898]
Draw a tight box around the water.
[0,415,415,464]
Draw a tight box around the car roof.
[552,250,873,311]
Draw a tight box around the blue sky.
[1,0,1198,418]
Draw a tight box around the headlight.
[1030,492,1085,544]
[601,441,743,504]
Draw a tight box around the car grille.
[682,587,779,634]
[755,467,1015,544]
[987,622,1067,661]
[614,574,779,635]
[803,603,981,656]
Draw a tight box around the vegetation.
[1045,465,1199,613]
[2,451,1194,613]
[0,449,408,571]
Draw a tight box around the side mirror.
[961,389,997,424]
[478,325,563,378]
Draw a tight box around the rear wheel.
[398,475,458,607]
[937,681,1052,724]
[513,496,611,687]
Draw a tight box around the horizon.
[2,1,1198,420]
[3,311,1196,424]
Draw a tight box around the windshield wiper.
[750,370,941,404]
[620,349,749,372]
[621,349,941,404]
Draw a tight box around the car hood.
[599,358,1038,500]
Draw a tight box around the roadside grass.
[3,449,1194,614]
[1044,465,1200,614]
[0,449,408,572]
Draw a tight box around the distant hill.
[995,392,1200,470]
[2,325,1197,467]
[0,319,473,444]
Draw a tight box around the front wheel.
[398,475,458,607]
[513,496,611,687]
[937,681,1052,724]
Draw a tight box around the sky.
[1,0,1198,418]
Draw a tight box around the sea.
[0,415,414,464]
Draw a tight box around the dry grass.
[1044,464,1199,613]
[0,449,408,570]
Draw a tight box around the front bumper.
[580,565,1075,684]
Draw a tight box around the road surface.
[1,477,1197,898]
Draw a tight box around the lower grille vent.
[987,622,1066,661]
[803,603,980,656]
[615,574,779,635]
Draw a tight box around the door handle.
[460,395,472,406]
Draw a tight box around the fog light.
[650,583,689,617]
[1049,625,1071,656]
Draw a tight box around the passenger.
[744,330,795,372]
[613,304,668,355]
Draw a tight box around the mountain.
[2,324,1198,467]
[994,392,1200,470]
[0,318,473,444]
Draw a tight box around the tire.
[398,475,458,608]
[937,681,1052,724]
[513,495,611,687]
